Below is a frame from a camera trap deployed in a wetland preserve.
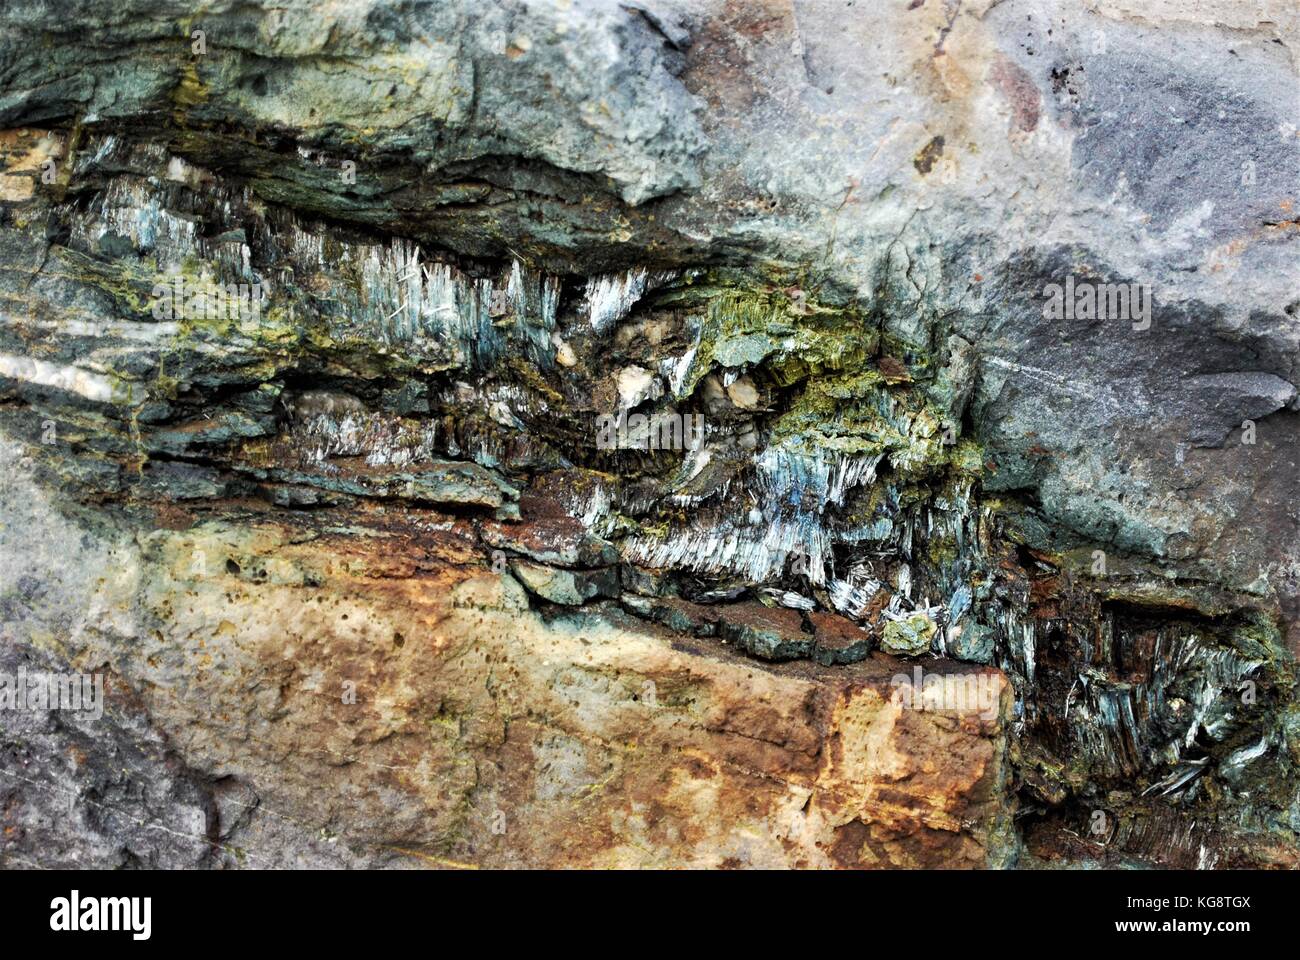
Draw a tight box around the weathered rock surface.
[0,0,1297,868]
[2,487,1013,867]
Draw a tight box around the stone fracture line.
[1,747,436,868]
[0,765,279,868]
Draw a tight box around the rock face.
[0,0,1297,869]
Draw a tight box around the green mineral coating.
[1227,617,1289,665]
[944,438,985,476]
[1283,708,1300,767]
[881,612,937,656]
[668,280,881,397]
[766,372,949,477]
[925,533,960,568]
[53,247,158,317]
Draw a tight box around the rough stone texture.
[0,0,1297,868]
[3,487,1013,868]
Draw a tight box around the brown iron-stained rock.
[809,610,874,666]
[138,520,1015,867]
[481,516,619,568]
[717,603,814,662]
